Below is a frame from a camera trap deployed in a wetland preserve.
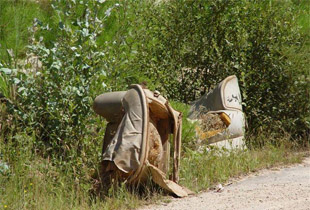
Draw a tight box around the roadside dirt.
[140,157,310,210]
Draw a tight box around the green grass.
[295,0,310,33]
[0,139,304,209]
[0,118,306,210]
[180,143,304,192]
[0,1,52,63]
[170,101,197,147]
[0,133,142,210]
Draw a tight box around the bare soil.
[140,157,310,210]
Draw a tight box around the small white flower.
[105,8,112,17]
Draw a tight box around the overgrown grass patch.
[0,132,164,210]
[180,142,304,192]
[0,0,52,62]
[0,133,305,210]
[0,144,142,210]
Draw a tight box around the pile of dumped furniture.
[93,75,245,197]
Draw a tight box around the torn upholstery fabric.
[102,88,144,173]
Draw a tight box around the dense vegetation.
[0,0,309,209]
[111,0,309,143]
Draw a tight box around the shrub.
[0,0,119,160]
[114,0,309,142]
[0,0,308,162]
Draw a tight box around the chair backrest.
[93,85,182,184]
[188,75,242,119]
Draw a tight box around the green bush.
[0,0,118,161]
[113,0,309,142]
[0,0,308,162]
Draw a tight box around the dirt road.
[140,157,310,210]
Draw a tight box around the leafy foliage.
[0,0,308,171]
[0,0,119,161]
[113,0,309,141]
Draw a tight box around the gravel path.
[140,157,310,210]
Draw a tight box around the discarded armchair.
[93,84,191,197]
[188,75,246,149]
